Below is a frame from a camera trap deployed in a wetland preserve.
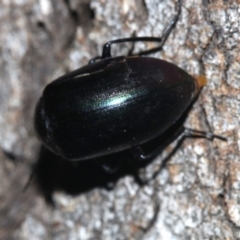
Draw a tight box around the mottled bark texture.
[0,0,239,239]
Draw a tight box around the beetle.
[34,0,225,173]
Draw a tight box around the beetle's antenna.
[22,165,35,192]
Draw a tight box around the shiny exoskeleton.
[34,0,225,171]
[35,55,201,161]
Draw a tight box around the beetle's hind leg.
[183,128,227,141]
[130,125,185,161]
[131,127,226,184]
[131,127,226,161]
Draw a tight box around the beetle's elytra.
[35,56,202,161]
[34,0,225,170]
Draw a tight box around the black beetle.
[34,0,225,173]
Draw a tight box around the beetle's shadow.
[34,145,157,204]
[34,111,191,204]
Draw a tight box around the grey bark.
[0,0,239,239]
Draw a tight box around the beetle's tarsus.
[184,128,227,142]
[160,0,182,50]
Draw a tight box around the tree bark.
[0,0,239,239]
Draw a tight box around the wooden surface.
[0,0,239,239]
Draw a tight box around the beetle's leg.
[127,31,137,56]
[131,125,185,161]
[95,158,122,174]
[131,127,226,161]
[89,32,137,63]
[183,128,227,141]
[101,0,182,59]
[88,56,102,64]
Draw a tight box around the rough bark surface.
[0,0,239,239]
